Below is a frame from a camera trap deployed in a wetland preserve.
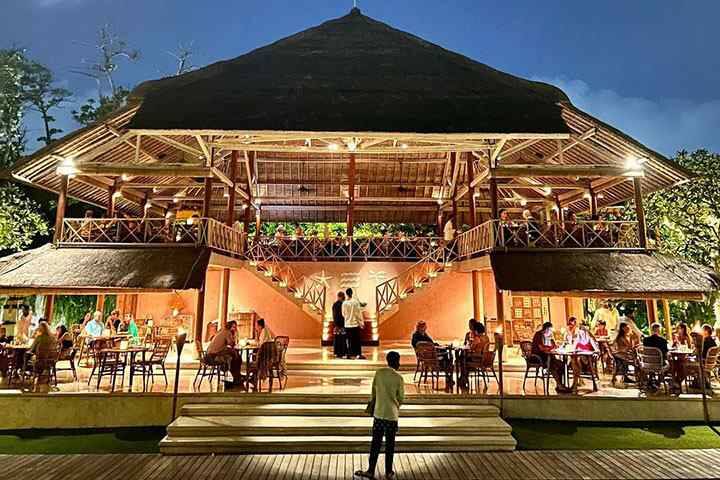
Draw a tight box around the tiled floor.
[2,340,716,399]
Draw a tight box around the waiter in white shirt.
[342,288,366,359]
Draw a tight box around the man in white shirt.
[342,288,366,359]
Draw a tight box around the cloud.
[533,76,720,157]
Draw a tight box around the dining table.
[236,343,259,387]
[668,348,694,392]
[5,344,32,384]
[100,345,149,391]
[550,349,599,392]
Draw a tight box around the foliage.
[0,48,26,169]
[246,221,436,237]
[53,295,96,326]
[20,59,72,145]
[0,181,49,254]
[72,87,129,126]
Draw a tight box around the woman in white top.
[256,318,275,344]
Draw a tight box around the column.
[347,153,356,236]
[436,207,443,236]
[633,177,648,248]
[194,281,206,346]
[662,299,673,340]
[489,177,499,220]
[43,295,55,322]
[588,184,598,220]
[96,294,105,314]
[202,177,213,218]
[219,269,230,327]
[646,298,658,326]
[107,178,120,217]
[471,271,484,322]
[554,195,564,223]
[53,175,69,243]
[226,151,238,226]
[466,153,477,227]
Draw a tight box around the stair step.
[160,434,517,454]
[180,403,500,418]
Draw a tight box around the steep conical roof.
[130,8,569,133]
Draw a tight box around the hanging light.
[624,156,645,175]
[223,186,230,198]
[327,143,339,151]
[121,173,131,181]
[112,190,123,199]
[55,158,77,176]
[542,187,552,196]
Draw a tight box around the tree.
[0,182,49,253]
[0,48,26,168]
[71,24,139,126]
[20,59,72,145]
[168,41,196,76]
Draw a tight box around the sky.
[3,0,719,156]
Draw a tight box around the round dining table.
[550,349,599,392]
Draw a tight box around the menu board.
[510,296,547,342]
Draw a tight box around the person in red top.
[531,322,572,393]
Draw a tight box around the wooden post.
[466,153,477,227]
[555,195,564,223]
[255,206,262,236]
[194,281,206,345]
[53,175,69,243]
[633,177,648,249]
[451,198,459,228]
[436,207,443,236]
[496,289,506,341]
[220,269,230,327]
[202,177,213,218]
[646,299,658,327]
[471,271,484,322]
[108,178,120,217]
[96,294,105,314]
[662,299,673,340]
[43,295,55,322]
[588,184,598,220]
[347,153,356,236]
[226,151,238,226]
[489,177,499,220]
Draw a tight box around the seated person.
[594,320,608,338]
[642,322,669,362]
[612,322,638,384]
[29,321,57,358]
[700,324,718,360]
[463,318,478,347]
[105,310,121,334]
[55,324,74,350]
[206,320,242,385]
[563,317,579,346]
[469,323,490,354]
[0,327,9,344]
[569,325,599,389]
[411,321,434,349]
[256,318,275,345]
[531,322,572,393]
[673,322,694,350]
[83,311,105,338]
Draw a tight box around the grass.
[0,427,165,454]
[510,420,720,450]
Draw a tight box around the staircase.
[245,242,326,319]
[375,241,457,323]
[160,395,516,454]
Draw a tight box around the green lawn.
[510,420,720,450]
[0,427,165,454]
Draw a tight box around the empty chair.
[637,345,670,393]
[134,336,172,387]
[55,342,78,381]
[685,346,720,392]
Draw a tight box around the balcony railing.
[249,235,446,261]
[457,219,644,257]
[58,217,245,256]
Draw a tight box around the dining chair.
[637,345,670,394]
[192,342,229,391]
[519,340,548,393]
[134,336,172,386]
[414,341,445,391]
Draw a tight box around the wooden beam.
[662,299,673,341]
[211,167,249,200]
[220,269,230,328]
[108,178,120,217]
[466,153,477,227]
[43,294,55,322]
[194,280,206,344]
[492,164,644,178]
[195,135,211,164]
[545,128,596,163]
[153,135,203,158]
[634,177,648,249]
[589,183,598,219]
[226,151,238,226]
[202,177,213,218]
[77,163,211,178]
[105,126,160,162]
[489,176,499,220]
[53,175,69,243]
[490,139,508,165]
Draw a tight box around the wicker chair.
[193,342,229,391]
[133,336,172,387]
[415,341,447,391]
[247,341,285,392]
[274,336,290,380]
[94,348,127,392]
[55,340,78,381]
[466,349,498,392]
[637,345,670,393]
[684,346,720,392]
[519,340,548,394]
[27,340,59,391]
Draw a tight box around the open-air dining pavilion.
[1,7,719,455]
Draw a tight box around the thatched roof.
[0,244,209,293]
[129,7,569,133]
[491,251,720,299]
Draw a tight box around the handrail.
[246,242,326,314]
[375,239,457,320]
[456,219,644,257]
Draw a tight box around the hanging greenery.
[53,295,96,326]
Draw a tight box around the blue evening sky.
[3,0,719,156]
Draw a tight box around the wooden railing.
[58,217,245,256]
[246,242,326,314]
[456,220,643,257]
[375,240,457,319]
[250,236,444,261]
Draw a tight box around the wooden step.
[180,403,500,418]
[160,434,517,455]
[168,415,511,437]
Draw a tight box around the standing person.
[342,288,366,360]
[16,305,34,340]
[332,291,347,358]
[355,351,405,480]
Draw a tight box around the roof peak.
[348,6,362,16]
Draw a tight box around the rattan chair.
[637,345,670,394]
[466,349,498,392]
[519,340,548,393]
[247,341,285,392]
[415,341,447,391]
[26,340,59,391]
[133,336,172,386]
[685,346,720,392]
[55,340,78,381]
[193,342,230,391]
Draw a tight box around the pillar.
[53,175,69,243]
[96,294,105,314]
[226,151,238,226]
[202,177,213,218]
[588,184,598,220]
[471,271,484,322]
[466,153,477,227]
[633,177,648,248]
[489,177,499,220]
[43,295,55,322]
[496,289,506,343]
[107,178,120,217]
[347,153,356,236]
[194,281,206,345]
[646,298,658,327]
[555,195,564,223]
[662,299,673,340]
[255,206,262,236]
[435,207,443,236]
[219,269,230,327]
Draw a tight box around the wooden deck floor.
[3,450,719,479]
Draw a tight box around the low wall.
[0,393,718,430]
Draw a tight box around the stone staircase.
[160,396,516,455]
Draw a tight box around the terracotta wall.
[136,290,197,324]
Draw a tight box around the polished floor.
[2,341,717,399]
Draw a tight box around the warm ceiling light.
[520,198,528,206]
[112,190,123,199]
[223,187,230,198]
[597,193,605,200]
[121,173,131,181]
[400,143,409,149]
[583,192,592,200]
[542,187,552,196]
[327,143,339,151]
[165,211,175,218]
[346,139,358,151]
[55,158,77,176]
[624,156,645,173]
